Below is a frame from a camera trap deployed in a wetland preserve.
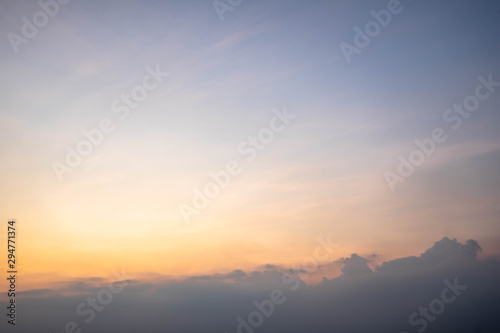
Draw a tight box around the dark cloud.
[4,237,499,333]
[224,269,247,279]
[378,237,482,273]
[261,264,280,270]
[338,253,374,276]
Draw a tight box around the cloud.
[377,237,482,273]
[338,253,374,276]
[4,237,499,333]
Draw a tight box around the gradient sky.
[1,0,500,299]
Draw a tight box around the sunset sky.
[1,0,500,332]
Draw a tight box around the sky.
[0,0,500,332]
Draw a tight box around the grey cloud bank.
[4,237,499,333]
